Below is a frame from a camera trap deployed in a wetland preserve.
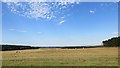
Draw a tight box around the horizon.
[2,2,118,46]
[1,43,103,47]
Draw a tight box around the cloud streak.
[9,28,16,31]
[9,29,27,33]
[59,20,65,24]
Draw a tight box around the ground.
[2,47,118,66]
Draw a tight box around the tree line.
[102,36,120,47]
[1,45,40,51]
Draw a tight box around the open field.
[2,47,118,66]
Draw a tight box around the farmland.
[2,47,118,66]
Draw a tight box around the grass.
[2,47,118,66]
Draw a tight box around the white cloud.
[89,10,95,14]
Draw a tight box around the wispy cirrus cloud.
[2,0,119,2]
[5,1,81,24]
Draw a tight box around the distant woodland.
[102,36,120,47]
[1,45,40,51]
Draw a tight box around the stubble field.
[2,47,118,66]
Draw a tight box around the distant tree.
[102,37,120,47]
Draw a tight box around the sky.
[2,2,118,46]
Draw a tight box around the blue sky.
[2,2,118,46]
